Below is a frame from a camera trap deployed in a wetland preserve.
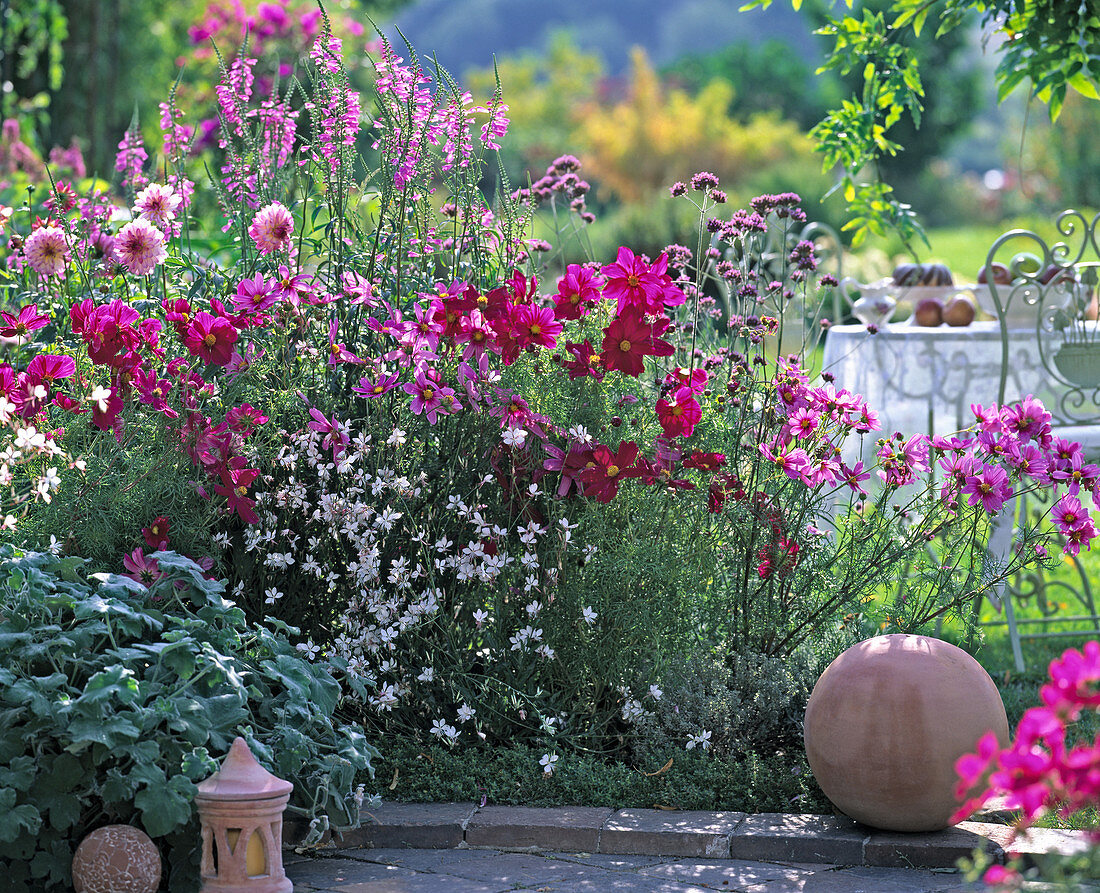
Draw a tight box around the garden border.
[285,802,1090,870]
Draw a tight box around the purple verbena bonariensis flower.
[115,126,148,194]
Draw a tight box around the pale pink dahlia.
[23,226,69,277]
[133,182,182,230]
[115,218,167,276]
[248,202,294,254]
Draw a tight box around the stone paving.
[285,847,988,892]
[282,802,1094,891]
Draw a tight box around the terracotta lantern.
[195,737,293,893]
[804,634,1009,832]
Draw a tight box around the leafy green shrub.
[631,646,833,768]
[0,548,376,892]
[376,735,829,815]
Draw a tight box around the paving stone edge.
[284,803,1092,870]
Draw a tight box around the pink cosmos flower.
[133,365,176,418]
[184,312,238,366]
[133,182,181,230]
[562,340,604,381]
[248,202,294,254]
[553,264,603,320]
[213,462,260,524]
[116,218,167,275]
[511,304,562,352]
[961,463,1014,514]
[306,407,350,458]
[25,354,75,387]
[271,265,312,304]
[231,273,276,314]
[578,441,643,503]
[327,319,363,366]
[23,226,69,276]
[600,309,675,377]
[0,303,49,338]
[601,247,681,315]
[760,444,814,484]
[656,386,702,438]
[403,370,457,424]
[353,371,400,399]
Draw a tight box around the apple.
[943,296,975,327]
[977,262,1011,285]
[913,298,944,326]
[1040,264,1076,286]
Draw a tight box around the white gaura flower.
[686,729,713,751]
[539,753,558,775]
[264,587,283,605]
[472,608,489,627]
[649,684,663,701]
[502,426,526,447]
[417,666,435,682]
[581,606,597,625]
[457,703,475,723]
[386,427,407,447]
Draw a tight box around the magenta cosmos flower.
[116,218,167,275]
[23,226,69,277]
[184,311,238,366]
[0,303,49,338]
[656,386,702,438]
[248,202,294,254]
[511,304,562,351]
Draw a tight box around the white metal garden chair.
[979,210,1100,670]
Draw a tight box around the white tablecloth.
[820,322,1044,450]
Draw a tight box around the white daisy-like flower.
[457,703,475,723]
[582,606,597,625]
[296,640,320,660]
[539,753,558,775]
[686,730,713,751]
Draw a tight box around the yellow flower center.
[619,339,631,352]
[627,274,639,287]
[421,388,434,401]
[529,323,541,335]
[203,333,217,347]
[235,485,248,497]
[606,464,620,477]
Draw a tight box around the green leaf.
[65,714,141,749]
[135,774,195,838]
[0,756,36,791]
[0,789,41,842]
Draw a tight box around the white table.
[820,322,1044,457]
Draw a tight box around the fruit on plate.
[977,262,1011,285]
[1040,264,1076,286]
[943,296,975,327]
[913,298,944,326]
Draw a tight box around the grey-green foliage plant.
[632,646,834,768]
[0,548,377,892]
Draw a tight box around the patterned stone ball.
[804,634,1010,832]
[71,825,162,893]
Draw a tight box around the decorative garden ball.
[804,634,1009,832]
[71,824,161,893]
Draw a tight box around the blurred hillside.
[383,0,820,78]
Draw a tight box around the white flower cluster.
[0,401,85,527]
[230,417,628,751]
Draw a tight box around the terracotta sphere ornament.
[71,824,161,893]
[804,634,1009,832]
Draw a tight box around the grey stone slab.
[600,809,747,858]
[411,850,625,886]
[970,822,1093,868]
[336,801,476,849]
[285,856,422,887]
[638,857,815,887]
[864,824,1003,868]
[551,852,680,870]
[333,847,498,871]
[332,876,508,893]
[465,804,615,851]
[740,866,951,893]
[730,814,867,865]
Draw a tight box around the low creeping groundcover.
[0,8,1098,889]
